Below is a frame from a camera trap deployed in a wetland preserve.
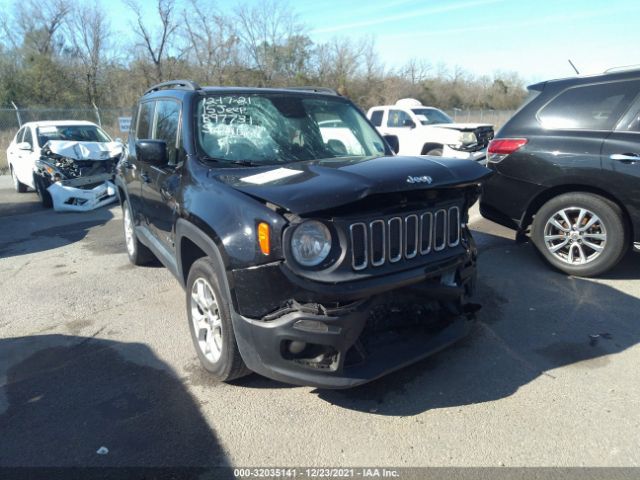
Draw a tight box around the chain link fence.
[0,106,515,174]
[444,109,514,128]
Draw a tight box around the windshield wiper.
[201,156,262,167]
[229,159,261,167]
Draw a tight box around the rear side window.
[137,101,155,139]
[370,110,383,127]
[538,80,640,130]
[153,99,181,165]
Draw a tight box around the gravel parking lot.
[1,174,639,469]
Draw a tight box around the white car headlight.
[460,131,477,145]
[290,220,332,267]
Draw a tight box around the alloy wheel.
[190,278,223,363]
[543,207,607,265]
[123,206,135,256]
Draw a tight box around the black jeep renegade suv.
[481,68,640,277]
[116,80,490,388]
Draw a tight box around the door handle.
[610,153,640,162]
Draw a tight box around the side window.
[387,109,413,128]
[23,128,33,148]
[370,110,383,127]
[137,101,155,139]
[153,99,181,165]
[538,80,640,130]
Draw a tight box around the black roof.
[528,66,640,91]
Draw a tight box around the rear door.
[601,80,640,238]
[141,98,183,252]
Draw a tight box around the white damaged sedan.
[6,120,123,212]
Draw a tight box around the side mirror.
[383,135,399,154]
[115,137,123,144]
[135,140,167,166]
[17,142,32,151]
[402,119,416,129]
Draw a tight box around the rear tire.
[186,257,251,382]
[122,199,155,265]
[11,166,27,193]
[531,192,627,277]
[34,175,52,208]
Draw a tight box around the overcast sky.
[5,0,639,84]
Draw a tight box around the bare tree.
[2,0,70,55]
[181,0,240,85]
[125,0,180,83]
[65,0,111,105]
[234,0,306,85]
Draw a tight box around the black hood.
[213,155,491,214]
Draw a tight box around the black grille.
[349,207,461,271]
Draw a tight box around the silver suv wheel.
[123,205,135,256]
[190,278,223,363]
[543,207,607,265]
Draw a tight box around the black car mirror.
[383,135,399,154]
[136,140,167,166]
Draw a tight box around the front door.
[381,109,416,155]
[140,98,183,253]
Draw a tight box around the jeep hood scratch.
[214,155,492,214]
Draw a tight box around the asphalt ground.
[0,174,639,470]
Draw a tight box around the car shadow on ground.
[0,334,230,473]
[313,233,640,415]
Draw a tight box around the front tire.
[34,175,52,208]
[186,257,251,382]
[122,199,155,265]
[531,192,627,277]
[424,147,443,156]
[11,166,28,193]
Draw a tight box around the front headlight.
[460,131,476,145]
[290,220,332,267]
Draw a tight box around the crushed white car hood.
[45,140,123,160]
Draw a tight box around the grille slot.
[350,207,461,270]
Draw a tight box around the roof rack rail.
[286,86,340,96]
[604,64,640,74]
[144,79,201,95]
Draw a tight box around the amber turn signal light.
[258,222,270,255]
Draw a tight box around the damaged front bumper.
[47,178,118,212]
[230,254,478,389]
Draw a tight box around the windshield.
[196,94,387,165]
[411,108,453,125]
[36,125,112,146]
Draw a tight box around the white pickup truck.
[367,99,494,161]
